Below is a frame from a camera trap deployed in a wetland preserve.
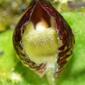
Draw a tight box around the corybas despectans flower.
[13,0,75,77]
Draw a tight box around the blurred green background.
[0,0,85,85]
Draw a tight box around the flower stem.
[46,68,56,85]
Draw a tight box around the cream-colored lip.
[22,20,58,64]
[36,19,49,32]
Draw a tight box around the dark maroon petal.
[13,0,75,76]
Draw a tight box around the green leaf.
[0,30,18,72]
